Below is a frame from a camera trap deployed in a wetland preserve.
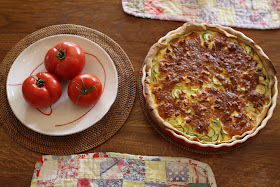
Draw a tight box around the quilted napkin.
[31,152,216,186]
[122,0,280,29]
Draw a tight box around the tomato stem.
[74,79,98,104]
[55,45,66,60]
[33,77,45,87]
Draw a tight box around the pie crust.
[143,23,277,145]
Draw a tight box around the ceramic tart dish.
[142,23,278,151]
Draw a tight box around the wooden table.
[0,0,279,186]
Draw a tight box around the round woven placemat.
[139,63,247,154]
[0,24,136,155]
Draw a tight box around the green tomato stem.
[33,77,45,87]
[55,45,66,60]
[74,79,98,104]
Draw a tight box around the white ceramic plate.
[6,34,118,136]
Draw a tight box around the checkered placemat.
[122,0,280,29]
[30,152,216,186]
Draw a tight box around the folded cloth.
[122,0,280,29]
[30,152,216,186]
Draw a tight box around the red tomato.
[68,73,103,106]
[44,42,85,80]
[22,72,62,108]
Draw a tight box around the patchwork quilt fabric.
[122,0,280,29]
[31,152,217,187]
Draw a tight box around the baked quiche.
[143,23,277,144]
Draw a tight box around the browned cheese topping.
[151,31,269,138]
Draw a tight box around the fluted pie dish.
[142,23,277,150]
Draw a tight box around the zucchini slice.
[211,118,222,126]
[174,125,185,132]
[167,117,179,126]
[171,88,181,99]
[211,133,219,142]
[176,83,185,88]
[187,108,193,114]
[208,127,215,137]
[259,76,268,85]
[246,102,256,113]
[151,64,159,82]
[186,125,198,137]
[199,135,212,142]
[186,132,198,137]
[202,32,212,41]
[187,86,200,94]
[244,45,251,55]
[220,128,229,141]
[256,84,266,95]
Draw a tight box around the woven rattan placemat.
[139,63,247,154]
[0,24,136,155]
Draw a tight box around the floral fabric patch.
[31,152,217,187]
[122,0,280,29]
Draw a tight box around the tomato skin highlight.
[68,73,103,107]
[44,42,85,80]
[22,72,62,108]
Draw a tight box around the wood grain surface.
[0,0,279,186]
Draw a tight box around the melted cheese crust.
[149,30,270,143]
